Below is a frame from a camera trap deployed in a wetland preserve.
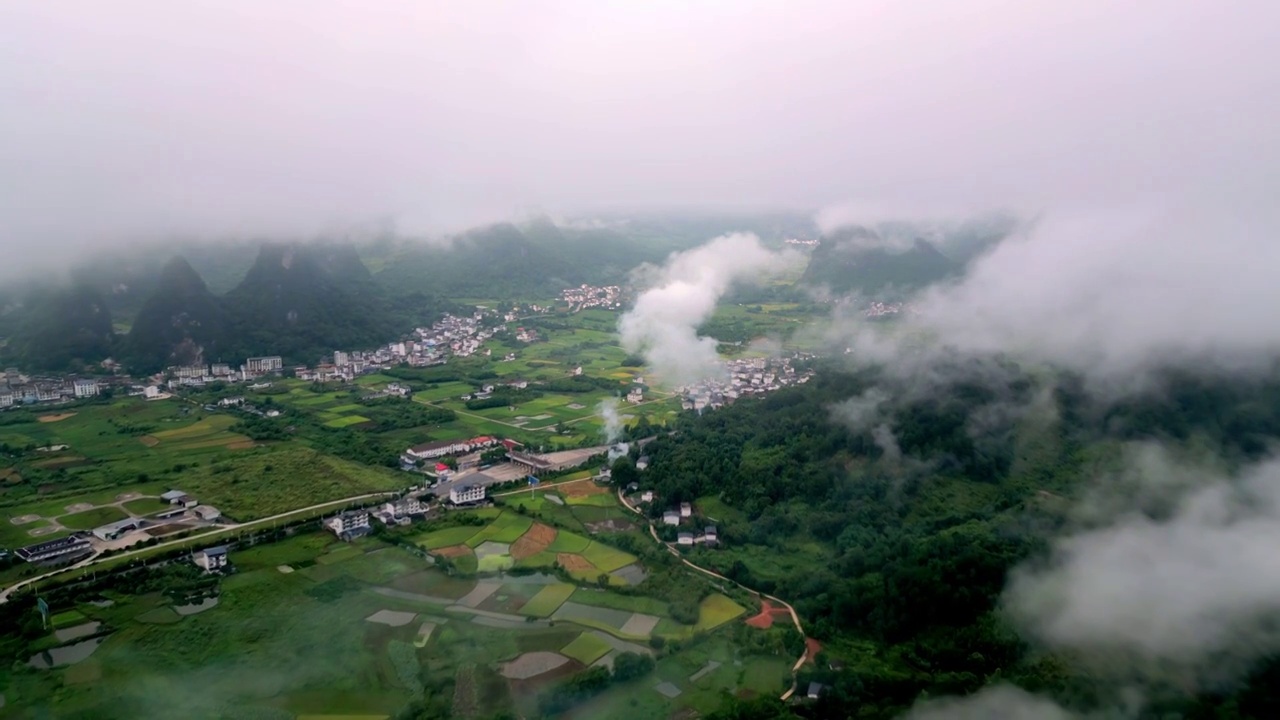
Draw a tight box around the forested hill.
[2,242,459,373]
[0,285,115,372]
[633,362,1280,720]
[119,256,231,371]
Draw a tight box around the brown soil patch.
[226,440,256,450]
[434,544,474,559]
[804,637,823,664]
[138,435,160,447]
[555,553,594,571]
[559,480,607,499]
[744,599,793,630]
[37,412,76,423]
[510,523,557,560]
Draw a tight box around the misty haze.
[2,2,1279,719]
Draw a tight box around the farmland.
[1,523,797,719]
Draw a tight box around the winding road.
[0,491,398,604]
[616,487,812,701]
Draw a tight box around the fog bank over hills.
[3,2,1276,277]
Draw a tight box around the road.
[616,487,811,701]
[0,491,398,604]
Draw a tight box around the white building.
[324,509,371,539]
[678,533,694,546]
[663,511,680,526]
[72,379,99,398]
[333,351,350,366]
[383,496,425,517]
[449,484,486,505]
[0,392,13,408]
[193,505,221,521]
[627,387,643,404]
[245,356,284,375]
[193,545,229,573]
[680,502,692,518]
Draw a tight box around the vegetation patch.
[36,412,77,423]
[695,594,747,632]
[122,497,171,516]
[324,415,372,428]
[555,553,596,573]
[464,512,533,547]
[520,583,576,617]
[546,530,591,553]
[418,525,480,549]
[135,606,181,624]
[59,506,128,530]
[560,632,613,665]
[579,542,638,573]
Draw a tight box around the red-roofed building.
[435,462,450,473]
[502,438,523,451]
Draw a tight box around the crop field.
[416,525,481,550]
[519,583,576,617]
[464,512,534,547]
[545,529,591,553]
[324,415,372,428]
[580,541,639,573]
[560,632,612,665]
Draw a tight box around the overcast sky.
[2,1,1277,259]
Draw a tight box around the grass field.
[121,497,171,516]
[579,541,637,573]
[560,632,612,665]
[569,588,670,617]
[463,512,533,548]
[520,583,576,617]
[58,506,128,530]
[417,525,481,550]
[324,415,372,428]
[695,593,747,632]
[545,530,591,553]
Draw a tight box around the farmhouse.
[678,532,694,546]
[193,545,229,573]
[663,511,680,526]
[807,682,825,700]
[161,490,197,507]
[324,510,371,540]
[680,502,692,518]
[192,505,222,521]
[92,518,140,541]
[384,496,425,517]
[449,483,487,505]
[704,526,719,546]
[641,490,654,503]
[16,535,92,564]
[636,456,650,471]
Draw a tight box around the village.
[676,354,815,412]
[558,283,624,312]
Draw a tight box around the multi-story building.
[245,356,284,375]
[193,545,230,573]
[324,509,371,540]
[72,379,99,398]
[333,351,350,366]
[0,392,13,408]
[449,484,486,505]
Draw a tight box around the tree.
[611,652,655,682]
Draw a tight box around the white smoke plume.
[599,398,628,460]
[618,233,795,386]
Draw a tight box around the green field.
[695,593,747,632]
[520,583,576,617]
[121,497,171,516]
[560,632,612,664]
[58,506,128,530]
[545,530,592,553]
[416,525,480,550]
[463,511,533,548]
[324,415,372,428]
[580,541,638,573]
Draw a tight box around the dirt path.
[0,491,399,604]
[616,487,811,700]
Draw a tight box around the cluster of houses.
[0,369,100,408]
[677,355,814,412]
[322,494,434,541]
[864,301,920,319]
[660,502,719,547]
[165,357,284,387]
[558,284,624,312]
